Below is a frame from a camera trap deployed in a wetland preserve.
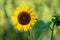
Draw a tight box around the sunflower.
[11,6,37,31]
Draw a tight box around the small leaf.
[41,22,52,29]
[33,20,45,31]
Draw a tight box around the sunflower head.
[11,6,37,31]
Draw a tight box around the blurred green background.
[0,0,60,40]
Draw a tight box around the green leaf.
[33,20,45,31]
[33,20,52,40]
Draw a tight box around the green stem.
[28,30,33,40]
[51,23,55,40]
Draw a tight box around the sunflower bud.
[52,15,60,26]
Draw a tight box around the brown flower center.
[18,11,31,25]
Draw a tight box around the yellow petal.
[30,11,35,15]
[31,15,37,19]
[31,19,37,23]
[11,16,18,25]
[17,6,29,12]
[17,23,23,31]
[13,8,23,16]
[28,8,32,13]
[21,6,29,11]
[30,22,34,26]
[30,19,36,26]
[27,24,31,30]
[14,6,30,16]
[23,25,28,31]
